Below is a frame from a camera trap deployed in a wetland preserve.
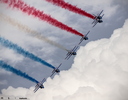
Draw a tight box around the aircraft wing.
[92,10,104,27]
[92,16,98,27]
[65,46,79,60]
[34,78,46,93]
[50,71,55,77]
[92,21,98,27]
[50,63,62,77]
[34,84,40,93]
[40,78,46,84]
[78,38,84,45]
[78,31,90,45]
[99,10,103,16]
[92,17,96,24]
[65,52,72,60]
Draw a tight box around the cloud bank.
[1,17,128,100]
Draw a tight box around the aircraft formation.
[34,10,104,93]
[0,0,104,93]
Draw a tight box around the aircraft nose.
[57,69,60,72]
[73,52,77,55]
[99,20,103,23]
[84,37,88,40]
[55,69,60,73]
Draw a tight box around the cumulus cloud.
[1,17,128,100]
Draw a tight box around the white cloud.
[1,86,30,97]
[1,18,128,100]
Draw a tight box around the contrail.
[46,0,95,19]
[0,0,84,37]
[0,60,38,83]
[0,13,69,51]
[0,37,55,69]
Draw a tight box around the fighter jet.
[34,78,46,93]
[50,63,62,77]
[65,46,79,60]
[78,31,90,45]
[92,10,104,27]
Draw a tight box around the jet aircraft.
[50,63,62,77]
[65,46,79,60]
[34,78,46,93]
[92,10,104,27]
[78,31,90,45]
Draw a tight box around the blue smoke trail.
[0,37,55,69]
[0,60,38,83]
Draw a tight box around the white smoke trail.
[1,19,128,100]
[0,13,68,51]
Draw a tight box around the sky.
[0,0,128,100]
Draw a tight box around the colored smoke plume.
[0,37,55,69]
[0,0,84,37]
[46,0,95,19]
[0,13,68,51]
[0,60,38,83]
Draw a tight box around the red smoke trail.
[1,0,84,37]
[46,0,95,19]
